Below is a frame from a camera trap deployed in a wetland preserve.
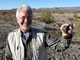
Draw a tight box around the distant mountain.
[53,7,80,10]
[33,7,80,11]
[11,8,17,11]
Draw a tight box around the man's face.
[17,8,32,30]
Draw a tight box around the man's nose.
[24,17,28,22]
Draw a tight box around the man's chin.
[20,25,31,30]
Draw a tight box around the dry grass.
[0,11,16,21]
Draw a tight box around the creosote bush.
[0,11,16,21]
[68,17,74,21]
[1,11,7,15]
[73,13,78,18]
[75,19,80,37]
[57,11,64,14]
[41,11,55,24]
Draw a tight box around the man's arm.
[45,23,75,52]
[45,33,72,52]
[5,41,13,60]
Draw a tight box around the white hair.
[16,4,33,18]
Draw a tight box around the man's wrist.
[65,34,73,39]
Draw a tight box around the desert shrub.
[74,11,78,13]
[1,11,7,15]
[53,11,56,13]
[41,11,55,24]
[0,11,16,21]
[77,11,80,13]
[75,19,80,37]
[74,10,80,13]
[68,17,74,21]
[73,13,78,18]
[57,11,64,14]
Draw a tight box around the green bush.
[57,11,64,14]
[1,11,7,15]
[53,11,56,13]
[73,14,78,18]
[0,11,16,21]
[68,17,74,21]
[41,11,55,24]
[75,19,80,37]
[78,10,80,13]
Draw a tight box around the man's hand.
[60,23,76,38]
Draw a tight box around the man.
[5,4,75,60]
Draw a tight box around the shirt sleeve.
[45,32,72,52]
[5,41,13,60]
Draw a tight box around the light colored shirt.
[23,32,30,40]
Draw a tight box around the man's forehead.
[18,10,32,17]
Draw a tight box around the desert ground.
[0,10,80,60]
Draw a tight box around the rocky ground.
[0,19,80,60]
[0,12,80,60]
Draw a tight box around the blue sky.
[0,0,80,10]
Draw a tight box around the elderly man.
[5,4,75,60]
